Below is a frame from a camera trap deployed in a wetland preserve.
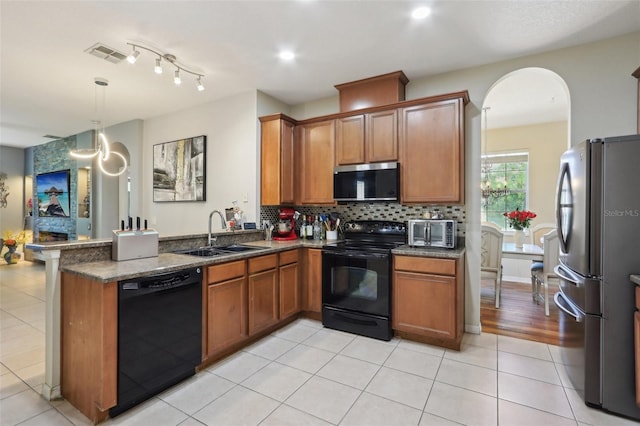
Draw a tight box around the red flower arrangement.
[503,209,536,230]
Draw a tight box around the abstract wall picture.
[36,170,71,217]
[153,135,206,202]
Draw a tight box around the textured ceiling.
[1,1,639,148]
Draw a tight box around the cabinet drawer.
[636,286,640,309]
[279,249,299,266]
[207,260,246,284]
[248,254,278,274]
[394,255,456,276]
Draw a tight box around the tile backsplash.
[260,203,466,237]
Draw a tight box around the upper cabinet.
[258,74,468,207]
[335,110,398,165]
[399,95,466,204]
[260,114,296,205]
[297,120,336,205]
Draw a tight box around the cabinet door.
[279,262,300,319]
[336,115,365,165]
[207,277,247,355]
[260,116,295,205]
[303,248,323,312]
[399,99,464,203]
[248,268,279,335]
[366,109,397,162]
[298,120,336,204]
[393,270,456,338]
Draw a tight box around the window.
[481,152,529,230]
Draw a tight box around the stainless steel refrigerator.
[554,134,640,420]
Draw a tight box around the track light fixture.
[126,42,204,91]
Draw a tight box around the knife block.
[112,229,159,261]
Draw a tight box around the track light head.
[154,57,163,74]
[197,77,205,92]
[174,69,181,85]
[127,48,140,64]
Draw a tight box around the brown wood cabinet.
[248,254,279,335]
[297,120,336,205]
[60,273,117,423]
[335,110,398,165]
[392,254,465,350]
[634,66,640,133]
[302,248,323,313]
[206,260,247,356]
[635,285,640,406]
[399,97,465,204]
[336,115,365,165]
[260,114,296,205]
[279,249,300,319]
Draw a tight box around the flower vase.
[4,246,20,264]
[514,230,526,248]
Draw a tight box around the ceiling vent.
[85,43,127,64]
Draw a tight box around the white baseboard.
[503,275,531,284]
[465,323,482,334]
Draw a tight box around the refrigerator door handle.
[554,263,582,287]
[556,161,572,254]
[554,291,583,322]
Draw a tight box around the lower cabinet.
[206,260,247,356]
[392,254,464,349]
[303,248,322,313]
[635,285,640,406]
[248,254,279,335]
[279,249,300,319]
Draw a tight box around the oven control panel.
[344,221,406,235]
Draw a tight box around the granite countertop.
[631,275,640,285]
[59,239,324,283]
[392,244,465,259]
[25,229,261,252]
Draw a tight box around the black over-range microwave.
[333,162,399,202]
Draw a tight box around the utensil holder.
[326,230,338,240]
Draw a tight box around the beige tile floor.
[1,261,637,426]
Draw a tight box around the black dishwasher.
[110,267,202,417]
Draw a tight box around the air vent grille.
[85,43,126,64]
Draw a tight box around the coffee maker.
[273,207,297,241]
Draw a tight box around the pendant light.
[69,78,128,177]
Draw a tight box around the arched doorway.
[480,67,570,343]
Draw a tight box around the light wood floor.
[481,278,562,346]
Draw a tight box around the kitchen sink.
[174,248,224,257]
[174,244,261,257]
[216,244,261,253]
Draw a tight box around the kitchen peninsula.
[28,231,464,423]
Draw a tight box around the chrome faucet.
[208,210,227,246]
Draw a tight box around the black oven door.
[322,249,390,317]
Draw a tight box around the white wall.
[289,31,640,333]
[0,146,26,233]
[142,91,259,235]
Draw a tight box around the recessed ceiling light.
[412,6,431,20]
[279,50,295,61]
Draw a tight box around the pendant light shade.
[69,79,128,177]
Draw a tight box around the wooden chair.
[481,224,504,308]
[531,229,559,316]
[529,222,555,248]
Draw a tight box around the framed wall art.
[153,135,206,202]
[36,169,71,217]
